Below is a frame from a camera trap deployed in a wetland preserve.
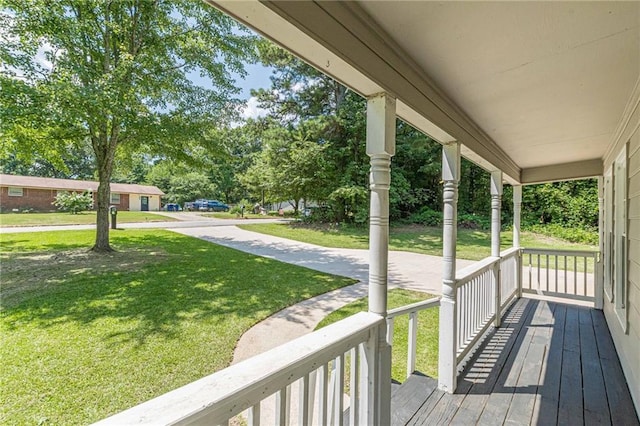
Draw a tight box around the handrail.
[455,256,499,283]
[522,248,598,258]
[387,296,440,319]
[386,297,440,379]
[94,312,384,426]
[500,246,520,258]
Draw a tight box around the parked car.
[185,199,229,212]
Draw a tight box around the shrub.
[53,191,93,214]
[407,207,443,226]
[458,213,490,230]
[525,224,598,245]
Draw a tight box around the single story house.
[0,174,164,212]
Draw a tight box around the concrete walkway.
[172,225,475,425]
[171,225,475,361]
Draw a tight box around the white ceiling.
[358,1,640,169]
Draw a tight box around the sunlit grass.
[0,211,175,227]
[238,223,596,261]
[317,289,439,382]
[0,230,355,425]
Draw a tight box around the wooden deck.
[391,298,639,425]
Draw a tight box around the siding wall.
[603,85,640,413]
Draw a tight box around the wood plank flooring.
[391,298,639,425]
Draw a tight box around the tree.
[53,190,93,214]
[1,0,255,251]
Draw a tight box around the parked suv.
[186,199,229,212]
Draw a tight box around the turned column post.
[438,141,460,393]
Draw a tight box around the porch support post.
[595,176,604,310]
[491,170,503,327]
[365,92,395,425]
[513,185,523,298]
[438,141,460,393]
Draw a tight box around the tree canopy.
[0,0,256,250]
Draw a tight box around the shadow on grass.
[1,231,354,347]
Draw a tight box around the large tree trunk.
[91,131,117,253]
[93,175,113,252]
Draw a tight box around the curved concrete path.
[171,225,475,361]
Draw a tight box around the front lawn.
[0,230,355,425]
[317,289,439,382]
[238,223,597,261]
[0,211,176,227]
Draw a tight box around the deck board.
[391,298,639,425]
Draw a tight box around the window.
[8,187,23,197]
[603,168,613,302]
[110,193,121,204]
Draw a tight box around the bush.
[458,213,490,230]
[230,199,251,216]
[525,224,598,245]
[407,207,442,226]
[53,191,93,214]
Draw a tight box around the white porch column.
[491,171,503,327]
[438,141,460,393]
[364,93,395,425]
[513,185,523,298]
[512,185,522,248]
[595,176,604,310]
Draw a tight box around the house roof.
[0,174,165,196]
[210,1,639,184]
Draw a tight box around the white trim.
[604,75,640,165]
[7,187,23,197]
[613,145,629,333]
[604,166,614,303]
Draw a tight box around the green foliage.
[407,207,443,226]
[1,0,256,250]
[524,224,598,245]
[52,191,93,214]
[167,172,216,206]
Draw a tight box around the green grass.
[0,230,355,425]
[0,211,176,227]
[238,223,597,261]
[317,289,439,382]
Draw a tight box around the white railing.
[499,247,520,311]
[386,297,440,379]
[454,256,498,364]
[521,248,599,302]
[93,312,384,426]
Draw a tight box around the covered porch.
[95,1,639,425]
[391,298,638,425]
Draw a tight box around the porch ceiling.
[211,1,640,185]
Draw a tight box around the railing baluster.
[298,375,309,426]
[318,364,328,426]
[536,254,541,291]
[275,386,290,426]
[573,256,578,294]
[248,403,261,426]
[555,255,558,293]
[564,255,568,293]
[334,354,344,426]
[407,311,417,378]
[583,256,588,296]
[546,254,549,291]
[349,348,359,426]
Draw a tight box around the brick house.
[0,174,164,212]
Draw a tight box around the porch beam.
[491,170,503,327]
[438,141,460,393]
[366,92,395,425]
[521,159,602,184]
